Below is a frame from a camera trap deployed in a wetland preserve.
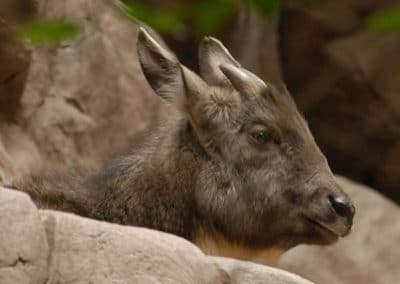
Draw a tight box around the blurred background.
[0,0,399,282]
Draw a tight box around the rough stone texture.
[0,189,49,284]
[279,176,400,284]
[214,257,312,284]
[39,211,228,284]
[0,187,312,284]
[0,0,164,184]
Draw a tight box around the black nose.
[328,195,355,221]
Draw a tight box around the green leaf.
[366,6,400,32]
[119,1,182,34]
[17,19,80,44]
[250,0,281,17]
[190,0,236,35]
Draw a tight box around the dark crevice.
[2,256,31,268]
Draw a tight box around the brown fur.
[13,29,355,262]
[193,226,284,265]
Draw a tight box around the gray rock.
[214,257,312,284]
[0,189,49,284]
[39,210,228,284]
[0,0,165,184]
[0,187,312,283]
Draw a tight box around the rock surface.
[0,0,164,184]
[278,176,400,284]
[0,187,312,284]
[0,189,48,284]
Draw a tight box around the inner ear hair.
[137,27,184,104]
[199,36,241,87]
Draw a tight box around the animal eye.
[251,131,270,144]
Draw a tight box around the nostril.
[328,195,355,220]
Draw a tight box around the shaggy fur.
[14,29,355,264]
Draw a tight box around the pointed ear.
[137,27,183,104]
[137,27,208,111]
[219,64,266,96]
[199,37,241,86]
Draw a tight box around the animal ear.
[219,64,266,96]
[137,27,208,112]
[137,27,183,104]
[198,37,241,86]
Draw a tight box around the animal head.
[137,28,355,252]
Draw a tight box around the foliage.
[249,0,280,17]
[119,1,182,34]
[17,19,80,44]
[366,6,400,32]
[120,0,237,35]
[13,1,400,45]
[120,0,281,36]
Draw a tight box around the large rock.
[40,210,228,284]
[0,189,49,284]
[214,257,311,284]
[0,0,164,184]
[0,187,312,284]
[278,176,400,283]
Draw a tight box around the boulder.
[0,189,49,284]
[0,187,312,284]
[214,257,312,284]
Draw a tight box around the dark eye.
[251,131,270,144]
[250,128,280,145]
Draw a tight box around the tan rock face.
[0,189,49,284]
[0,0,165,183]
[278,176,400,284]
[0,187,313,284]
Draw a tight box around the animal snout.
[328,194,355,223]
[307,179,355,238]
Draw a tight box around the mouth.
[304,217,343,238]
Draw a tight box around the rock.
[0,0,165,184]
[278,176,400,284]
[213,257,312,284]
[39,211,228,284]
[0,188,49,284]
[0,187,312,283]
